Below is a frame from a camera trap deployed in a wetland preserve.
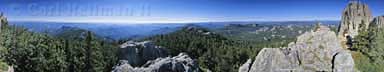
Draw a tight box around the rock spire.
[337,0,372,48]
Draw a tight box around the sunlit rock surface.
[119,41,169,66]
[240,26,354,72]
[112,53,200,72]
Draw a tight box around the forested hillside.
[146,25,274,72]
[0,22,119,72]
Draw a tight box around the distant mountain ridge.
[9,21,338,40]
[9,21,184,40]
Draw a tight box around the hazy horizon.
[1,0,383,23]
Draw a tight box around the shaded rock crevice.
[331,52,339,70]
[238,59,254,72]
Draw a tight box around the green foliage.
[351,30,371,51]
[352,23,384,72]
[0,59,8,71]
[353,52,384,72]
[0,25,118,72]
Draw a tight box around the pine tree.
[85,31,93,72]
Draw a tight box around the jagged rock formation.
[370,16,384,28]
[112,53,200,72]
[119,41,169,66]
[337,0,372,48]
[0,12,8,31]
[115,41,200,72]
[240,26,354,72]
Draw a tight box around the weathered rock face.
[338,1,372,46]
[247,48,300,72]
[333,52,354,72]
[240,26,354,72]
[119,41,169,66]
[370,16,384,28]
[112,53,200,72]
[0,13,8,31]
[115,41,200,72]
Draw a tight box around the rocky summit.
[118,41,169,66]
[112,53,200,72]
[114,41,200,72]
[239,26,354,72]
[337,0,372,47]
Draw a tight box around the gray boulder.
[241,26,355,72]
[293,26,344,71]
[248,48,300,72]
[333,52,355,72]
[112,53,200,72]
[119,41,169,66]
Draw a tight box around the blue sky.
[0,0,383,23]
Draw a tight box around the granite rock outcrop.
[118,41,169,66]
[112,53,200,72]
[240,26,354,72]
